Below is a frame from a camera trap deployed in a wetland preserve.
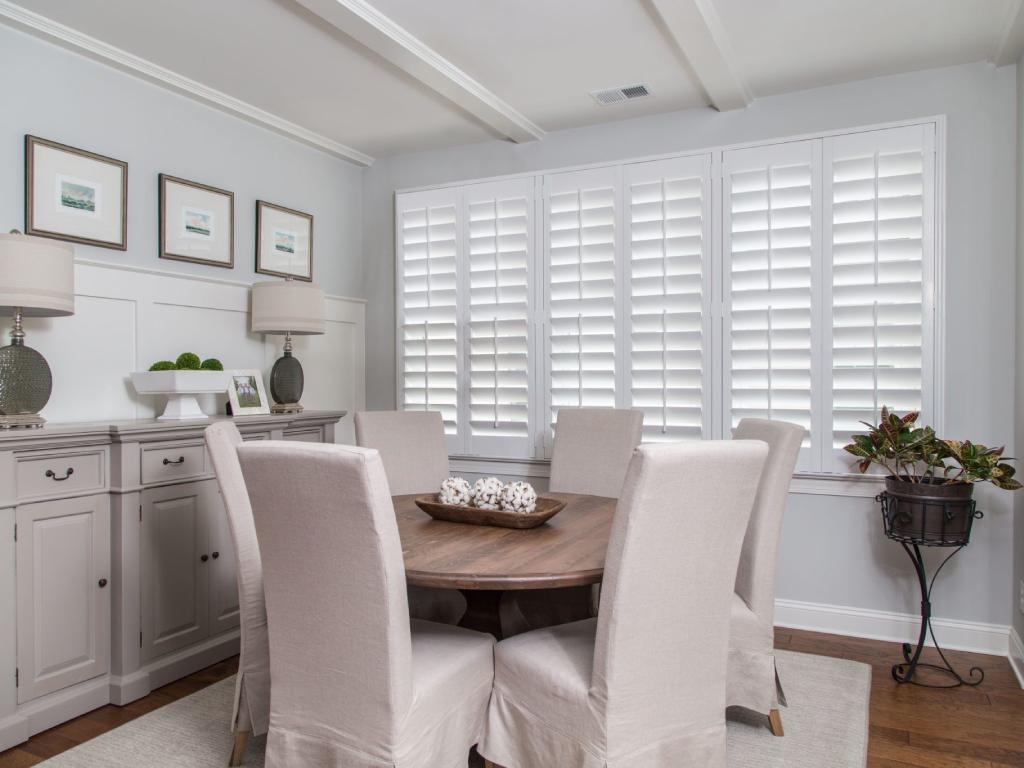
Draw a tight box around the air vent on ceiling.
[591,84,651,106]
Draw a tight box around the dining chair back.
[238,441,494,767]
[728,418,804,733]
[548,407,643,498]
[355,409,465,624]
[354,410,449,496]
[204,422,269,766]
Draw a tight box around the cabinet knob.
[163,456,186,466]
[98,578,108,588]
[45,467,74,481]
[211,551,220,559]
[200,554,209,562]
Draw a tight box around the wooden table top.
[394,492,616,590]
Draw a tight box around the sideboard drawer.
[141,444,208,485]
[17,449,107,500]
[283,427,324,443]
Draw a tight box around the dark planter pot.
[879,476,980,546]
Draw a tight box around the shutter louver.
[724,141,818,463]
[625,156,711,442]
[827,125,933,455]
[544,168,619,453]
[465,179,534,457]
[396,190,461,439]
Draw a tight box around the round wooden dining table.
[393,491,616,637]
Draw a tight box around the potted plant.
[843,407,1020,544]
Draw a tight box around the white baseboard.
[774,597,1010,657]
[1009,626,1024,689]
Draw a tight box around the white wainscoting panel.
[25,260,364,436]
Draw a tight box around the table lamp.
[250,279,325,413]
[0,230,75,428]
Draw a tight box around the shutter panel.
[543,167,619,455]
[723,140,820,468]
[624,155,712,442]
[825,124,934,465]
[464,178,535,457]
[396,188,461,448]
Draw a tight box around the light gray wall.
[1015,57,1024,645]
[0,24,363,297]
[363,62,1019,629]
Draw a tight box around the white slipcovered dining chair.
[238,441,495,768]
[481,440,768,768]
[204,422,269,766]
[729,418,804,736]
[354,409,467,625]
[501,407,643,636]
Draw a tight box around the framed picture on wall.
[159,174,234,268]
[25,135,128,250]
[227,369,271,416]
[255,200,313,281]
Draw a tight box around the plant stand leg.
[891,542,984,688]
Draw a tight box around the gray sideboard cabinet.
[0,410,344,751]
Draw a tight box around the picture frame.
[256,200,313,281]
[25,135,128,250]
[159,174,234,268]
[227,370,271,416]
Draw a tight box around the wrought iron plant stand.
[877,480,985,688]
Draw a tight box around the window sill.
[448,455,885,498]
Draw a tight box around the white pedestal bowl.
[130,370,230,421]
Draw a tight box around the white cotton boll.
[500,481,538,514]
[471,476,505,510]
[439,476,472,506]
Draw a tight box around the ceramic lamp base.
[159,394,209,421]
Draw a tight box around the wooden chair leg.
[767,708,784,737]
[229,730,250,766]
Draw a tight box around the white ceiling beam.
[293,0,544,143]
[0,0,374,166]
[992,0,1024,66]
[646,0,752,111]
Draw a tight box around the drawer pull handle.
[45,468,74,481]
[201,554,209,562]
[163,456,186,466]
[98,578,108,588]
[212,551,220,559]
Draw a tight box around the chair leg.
[229,730,250,766]
[767,709,784,737]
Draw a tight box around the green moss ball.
[200,358,224,371]
[175,352,201,370]
[148,360,177,371]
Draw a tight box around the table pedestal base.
[459,589,505,639]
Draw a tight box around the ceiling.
[4,0,1023,165]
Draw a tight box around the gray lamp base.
[270,403,304,414]
[0,413,45,429]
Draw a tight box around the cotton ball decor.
[500,481,538,515]
[471,476,505,510]
[439,476,472,506]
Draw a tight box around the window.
[395,121,939,473]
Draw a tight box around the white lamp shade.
[0,232,75,317]
[250,280,326,335]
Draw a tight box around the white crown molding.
[991,0,1024,66]
[0,0,374,167]
[293,0,545,143]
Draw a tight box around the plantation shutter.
[463,178,535,458]
[543,167,619,455]
[824,124,934,469]
[624,155,712,442]
[723,140,820,468]
[395,188,462,451]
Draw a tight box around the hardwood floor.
[0,630,1021,767]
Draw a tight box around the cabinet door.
[16,495,110,703]
[140,483,210,661]
[206,484,240,635]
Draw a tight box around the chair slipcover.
[204,422,270,737]
[354,409,466,625]
[238,441,494,768]
[481,440,768,768]
[501,407,643,636]
[729,418,804,716]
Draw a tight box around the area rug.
[40,650,869,767]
